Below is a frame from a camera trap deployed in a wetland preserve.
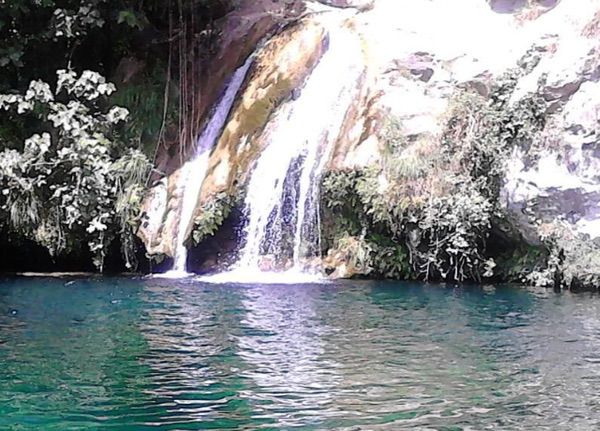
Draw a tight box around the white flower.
[24,133,52,155]
[86,217,107,233]
[106,106,129,123]
[25,80,54,103]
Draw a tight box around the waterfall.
[164,56,253,277]
[206,22,363,283]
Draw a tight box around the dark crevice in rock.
[0,234,152,275]
[186,206,245,274]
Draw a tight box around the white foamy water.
[204,20,364,284]
[162,56,253,278]
[199,268,327,285]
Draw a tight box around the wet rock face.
[138,0,306,257]
[200,20,329,200]
[140,0,600,274]
[138,16,329,258]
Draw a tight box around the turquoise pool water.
[1,277,599,430]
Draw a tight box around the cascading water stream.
[205,20,363,283]
[163,56,253,277]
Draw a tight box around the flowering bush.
[0,69,150,270]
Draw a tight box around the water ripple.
[1,279,600,429]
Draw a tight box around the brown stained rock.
[139,14,325,257]
[327,71,376,170]
[139,168,185,257]
[153,0,305,180]
[323,241,363,279]
[199,20,328,202]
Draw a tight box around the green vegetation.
[522,222,600,290]
[321,60,548,283]
[191,192,236,246]
[0,0,231,270]
[321,168,411,279]
[494,242,548,284]
[0,70,151,270]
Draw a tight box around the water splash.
[204,22,363,284]
[162,56,253,278]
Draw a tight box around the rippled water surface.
[1,278,600,430]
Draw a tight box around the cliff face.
[503,1,600,241]
[199,20,329,201]
[139,0,310,257]
[139,0,374,258]
[139,0,600,286]
[361,0,600,236]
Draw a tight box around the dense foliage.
[0,0,230,270]
[321,62,547,282]
[0,67,150,270]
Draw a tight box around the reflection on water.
[236,285,339,428]
[1,278,600,430]
[140,282,252,428]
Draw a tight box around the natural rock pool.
[1,278,599,430]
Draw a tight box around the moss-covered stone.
[200,20,328,200]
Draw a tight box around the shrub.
[0,69,150,270]
[191,192,234,245]
[527,222,600,289]
[320,55,548,283]
[494,243,548,283]
[412,182,495,281]
[323,233,410,279]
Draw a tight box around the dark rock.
[316,0,374,11]
[488,0,529,14]
[543,80,582,102]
